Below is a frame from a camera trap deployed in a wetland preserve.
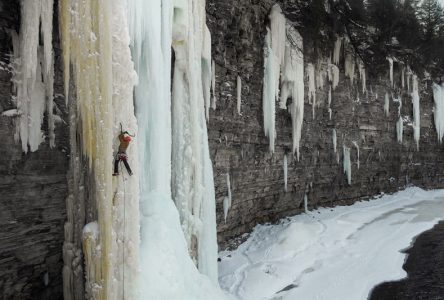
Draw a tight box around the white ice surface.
[219,187,444,300]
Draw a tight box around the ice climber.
[113,125,134,176]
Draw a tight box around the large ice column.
[111,1,140,297]
[263,28,277,152]
[412,75,421,149]
[262,4,286,152]
[433,83,444,143]
[170,0,219,284]
[127,0,224,298]
[11,0,55,153]
[60,1,140,299]
[279,26,305,159]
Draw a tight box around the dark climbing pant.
[114,153,133,176]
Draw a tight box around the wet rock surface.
[0,0,68,298]
[370,221,444,300]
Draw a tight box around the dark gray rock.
[206,0,444,249]
[0,0,68,299]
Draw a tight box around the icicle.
[394,95,403,143]
[384,93,390,117]
[330,64,339,90]
[358,60,366,93]
[401,67,405,89]
[396,117,403,143]
[344,53,355,85]
[269,4,286,69]
[333,36,342,65]
[202,26,212,121]
[304,193,308,213]
[327,86,332,120]
[279,26,305,159]
[237,75,242,115]
[263,28,277,152]
[387,57,394,87]
[12,0,55,152]
[406,66,412,92]
[307,63,316,118]
[332,129,337,153]
[352,141,360,169]
[283,154,288,192]
[211,60,217,110]
[223,173,232,222]
[433,83,444,143]
[412,75,420,150]
[170,0,219,284]
[343,145,351,185]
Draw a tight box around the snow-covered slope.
[219,187,444,300]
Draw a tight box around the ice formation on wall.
[283,154,288,192]
[401,67,405,89]
[343,145,351,185]
[304,193,308,213]
[397,117,404,143]
[433,83,444,143]
[330,64,340,90]
[211,60,217,110]
[202,27,212,121]
[332,129,337,153]
[388,57,394,87]
[12,0,55,152]
[60,0,140,299]
[263,28,277,152]
[384,93,390,117]
[280,26,305,159]
[358,60,366,93]
[328,86,332,119]
[237,75,242,115]
[344,53,355,84]
[394,96,403,143]
[169,0,219,285]
[307,63,316,117]
[406,66,412,92]
[223,173,232,222]
[263,5,305,156]
[128,0,223,298]
[333,36,342,65]
[412,75,421,149]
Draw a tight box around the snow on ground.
[218,187,444,300]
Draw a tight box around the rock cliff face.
[0,0,68,298]
[206,0,444,248]
[1,0,444,298]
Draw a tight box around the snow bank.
[219,187,444,300]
